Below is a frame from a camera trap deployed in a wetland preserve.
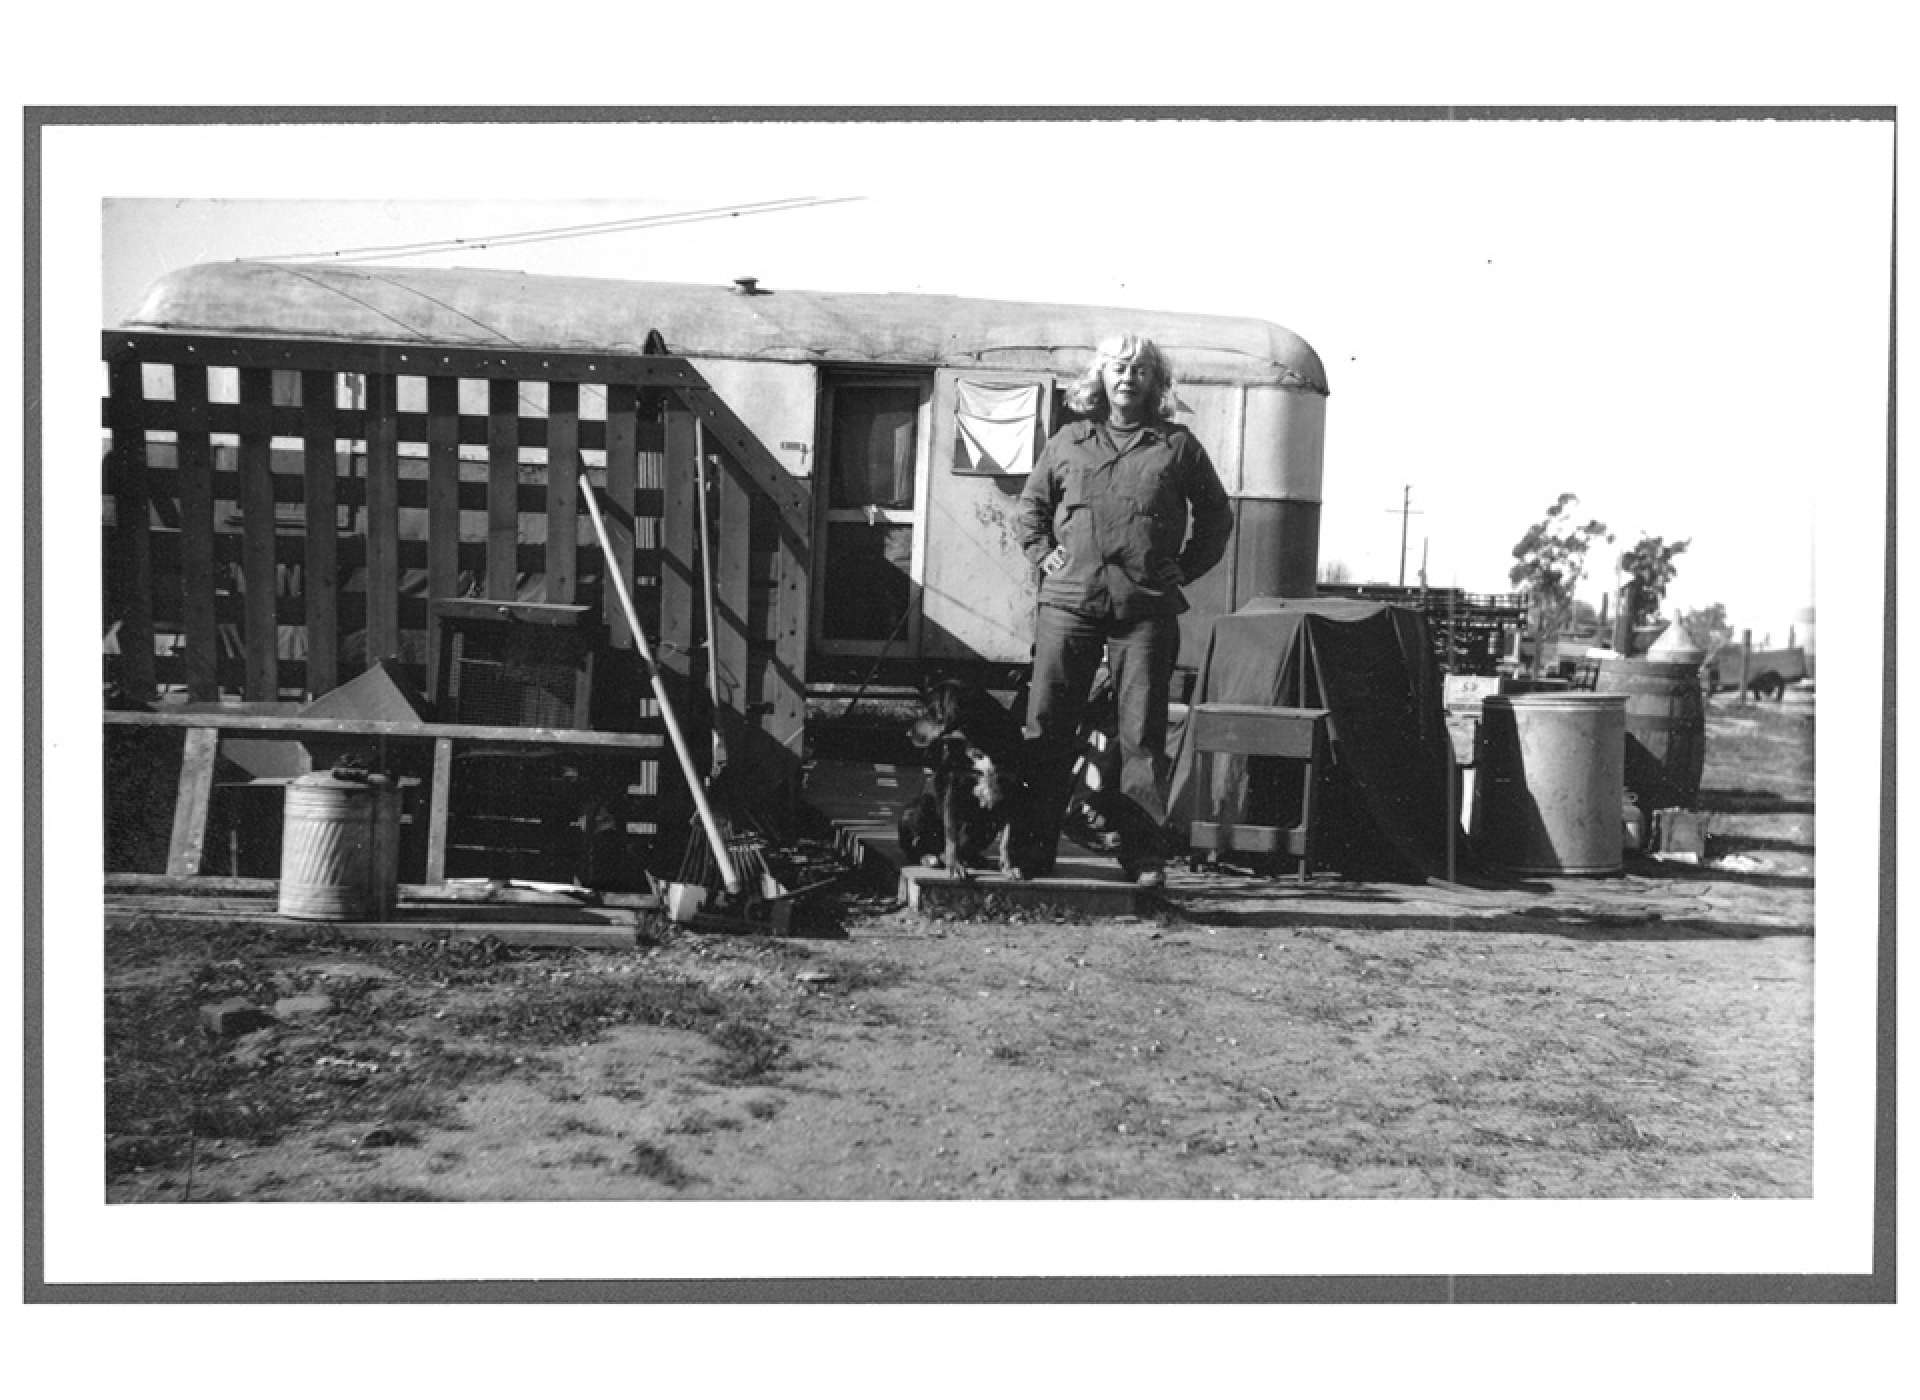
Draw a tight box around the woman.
[1015,334,1233,886]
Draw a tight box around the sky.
[86,117,1892,644]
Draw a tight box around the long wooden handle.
[580,474,741,896]
[693,420,726,770]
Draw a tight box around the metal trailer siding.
[117,262,1330,675]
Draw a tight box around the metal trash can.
[278,770,401,920]
[1472,693,1627,875]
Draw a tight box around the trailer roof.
[122,261,1329,394]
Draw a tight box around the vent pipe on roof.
[732,277,765,296]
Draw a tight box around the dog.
[897,679,1031,881]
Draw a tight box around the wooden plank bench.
[103,710,663,884]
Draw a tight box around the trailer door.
[812,373,934,657]
[917,368,1058,664]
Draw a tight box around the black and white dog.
[897,679,1031,881]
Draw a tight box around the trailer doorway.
[812,372,934,659]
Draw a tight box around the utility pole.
[1386,485,1423,587]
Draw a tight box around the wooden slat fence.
[101,330,814,854]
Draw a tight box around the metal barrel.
[1472,693,1628,876]
[278,771,400,920]
[1593,655,1708,820]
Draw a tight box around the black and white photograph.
[14,69,1904,1392]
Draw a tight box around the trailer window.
[827,384,920,510]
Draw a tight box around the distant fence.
[1315,583,1526,676]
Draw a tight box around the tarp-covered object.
[1169,598,1467,881]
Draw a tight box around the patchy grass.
[1698,696,1816,809]
[442,957,797,1083]
[1522,1089,1660,1152]
[444,967,735,1046]
[104,918,799,1194]
[665,1108,741,1136]
[341,1182,447,1203]
[707,1019,790,1082]
[622,1141,697,1188]
[105,981,309,1173]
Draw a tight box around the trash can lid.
[291,768,393,790]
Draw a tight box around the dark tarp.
[1168,597,1470,881]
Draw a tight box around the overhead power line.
[242,195,865,265]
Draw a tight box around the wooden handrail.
[103,710,663,750]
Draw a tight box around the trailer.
[101,262,1329,881]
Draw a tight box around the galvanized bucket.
[1472,693,1627,876]
[278,770,400,920]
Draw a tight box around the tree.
[1618,535,1690,628]
[1676,601,1732,660]
[1318,558,1353,585]
[1509,494,1612,670]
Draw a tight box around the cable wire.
[242,196,862,265]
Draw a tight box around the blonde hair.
[1063,334,1179,419]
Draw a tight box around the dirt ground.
[104,690,1815,1203]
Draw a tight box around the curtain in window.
[828,386,920,510]
[954,379,1040,476]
